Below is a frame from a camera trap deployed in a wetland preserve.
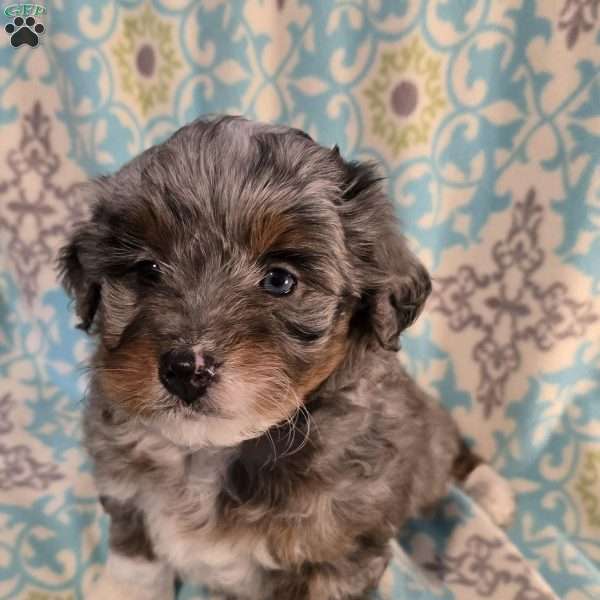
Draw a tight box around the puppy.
[58,116,514,600]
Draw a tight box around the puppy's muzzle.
[158,349,217,405]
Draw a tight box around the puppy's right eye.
[261,268,297,296]
[134,260,161,285]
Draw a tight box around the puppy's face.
[59,117,430,448]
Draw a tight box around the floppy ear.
[340,158,431,351]
[57,223,102,333]
[369,227,432,351]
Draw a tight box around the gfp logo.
[4,3,46,17]
[4,4,45,47]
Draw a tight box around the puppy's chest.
[139,450,275,592]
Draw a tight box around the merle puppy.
[59,116,514,600]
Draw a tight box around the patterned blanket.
[1,2,599,599]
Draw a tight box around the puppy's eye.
[134,260,161,285]
[261,268,296,296]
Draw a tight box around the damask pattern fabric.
[0,2,598,599]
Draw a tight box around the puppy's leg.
[452,440,516,528]
[88,496,175,600]
[89,553,175,600]
[420,401,515,527]
[268,547,390,600]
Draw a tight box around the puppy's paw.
[88,554,175,600]
[87,572,171,600]
[463,464,516,528]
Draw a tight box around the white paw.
[463,464,516,527]
[87,553,175,600]
[87,571,148,600]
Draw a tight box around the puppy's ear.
[369,227,431,351]
[340,158,431,351]
[58,221,101,334]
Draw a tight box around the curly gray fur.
[59,116,481,600]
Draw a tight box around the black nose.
[158,349,217,405]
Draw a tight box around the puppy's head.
[59,117,430,448]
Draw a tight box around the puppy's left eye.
[261,268,296,296]
[134,260,161,285]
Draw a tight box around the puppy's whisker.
[264,428,278,467]
[92,367,148,375]
[279,413,296,458]
[282,406,312,459]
